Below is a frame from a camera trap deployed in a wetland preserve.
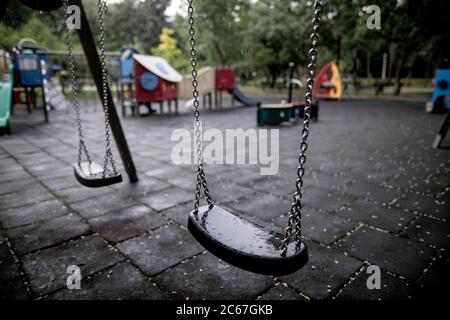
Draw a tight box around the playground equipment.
[426,69,450,113]
[313,61,342,100]
[62,0,123,188]
[134,54,182,114]
[11,38,49,122]
[0,50,13,135]
[257,101,318,126]
[430,69,450,148]
[3,0,138,184]
[257,62,318,126]
[179,66,261,108]
[185,0,323,275]
[118,49,182,116]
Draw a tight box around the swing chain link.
[97,0,117,176]
[281,0,323,256]
[62,0,92,167]
[187,0,213,213]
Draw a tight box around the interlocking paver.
[0,178,38,195]
[275,208,359,245]
[401,216,450,250]
[154,253,273,300]
[112,177,170,197]
[338,227,434,279]
[341,181,402,205]
[1,98,449,299]
[0,235,22,284]
[54,185,113,203]
[22,235,123,295]
[117,224,203,276]
[335,265,416,300]
[89,205,167,242]
[6,214,90,256]
[139,186,192,211]
[0,199,69,228]
[0,185,54,210]
[418,254,450,299]
[49,263,167,300]
[339,198,415,233]
[227,192,291,222]
[395,193,449,220]
[280,242,363,300]
[303,186,355,212]
[258,285,306,300]
[0,279,30,300]
[160,204,191,226]
[70,193,136,218]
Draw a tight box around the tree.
[243,0,313,87]
[194,0,250,66]
[152,26,189,73]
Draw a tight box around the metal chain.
[62,0,92,167]
[281,0,323,256]
[187,0,213,213]
[97,0,117,176]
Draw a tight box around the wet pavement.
[0,98,449,300]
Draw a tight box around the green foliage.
[1,0,448,90]
[152,27,190,73]
[0,15,65,50]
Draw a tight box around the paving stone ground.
[0,98,449,300]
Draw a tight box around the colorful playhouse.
[313,61,343,100]
[119,52,182,115]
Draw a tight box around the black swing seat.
[74,161,122,188]
[188,205,308,276]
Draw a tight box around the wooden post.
[73,0,138,183]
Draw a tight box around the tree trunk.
[213,40,226,66]
[394,49,406,96]
[336,36,342,66]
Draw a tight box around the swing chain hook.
[188,0,213,213]
[62,0,92,168]
[281,0,323,256]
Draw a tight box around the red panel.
[313,62,332,98]
[135,61,178,102]
[216,68,235,91]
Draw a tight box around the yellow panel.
[330,62,343,100]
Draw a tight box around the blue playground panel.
[14,53,42,87]
[432,69,450,105]
[121,58,135,84]
[140,72,159,91]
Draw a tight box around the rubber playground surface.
[0,98,449,300]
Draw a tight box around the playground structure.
[11,39,49,122]
[313,61,343,100]
[119,51,182,116]
[134,54,182,114]
[429,69,450,149]
[179,66,261,109]
[426,69,450,114]
[0,49,13,134]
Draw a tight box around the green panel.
[0,64,13,128]
[258,107,294,126]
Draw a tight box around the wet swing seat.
[74,161,122,188]
[188,205,308,276]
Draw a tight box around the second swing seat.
[74,161,123,188]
